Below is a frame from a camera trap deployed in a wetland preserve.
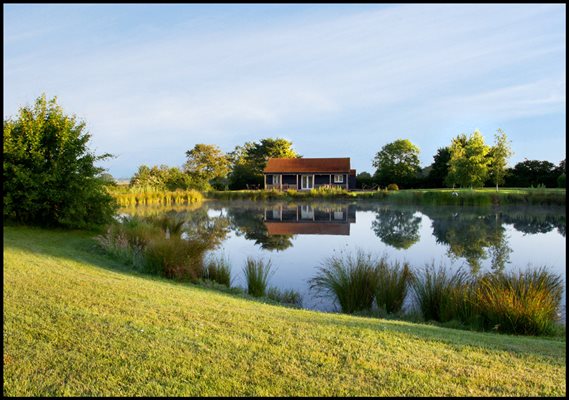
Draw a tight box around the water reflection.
[371,207,422,250]
[263,204,356,236]
[120,201,565,310]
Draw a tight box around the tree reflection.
[429,211,511,274]
[372,207,422,250]
[225,206,294,251]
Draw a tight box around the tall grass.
[203,254,232,287]
[475,267,564,335]
[110,187,203,207]
[243,257,274,297]
[375,258,412,314]
[266,286,303,307]
[411,263,472,323]
[309,251,377,313]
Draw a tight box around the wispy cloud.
[4,4,565,176]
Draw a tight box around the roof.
[265,222,350,235]
[264,158,351,173]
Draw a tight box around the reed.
[203,254,232,287]
[410,263,471,323]
[243,257,274,297]
[266,286,303,307]
[309,250,377,314]
[475,267,564,335]
[374,258,412,314]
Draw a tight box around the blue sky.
[4,4,566,178]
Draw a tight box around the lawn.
[3,226,566,396]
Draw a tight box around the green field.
[3,226,566,396]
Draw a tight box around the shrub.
[3,94,117,228]
[387,183,399,191]
[375,258,412,314]
[557,174,566,188]
[145,237,209,281]
[309,250,377,314]
[243,257,274,297]
[475,267,564,335]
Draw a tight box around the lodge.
[263,157,356,190]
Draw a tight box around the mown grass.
[3,226,566,396]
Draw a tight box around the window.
[273,175,281,185]
[334,174,344,183]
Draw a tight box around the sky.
[3,4,566,179]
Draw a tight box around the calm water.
[122,200,566,314]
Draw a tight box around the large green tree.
[426,147,451,188]
[3,94,116,228]
[488,129,513,191]
[228,138,300,189]
[446,130,491,189]
[184,144,230,190]
[372,139,421,188]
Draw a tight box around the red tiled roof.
[264,158,351,173]
[265,222,350,235]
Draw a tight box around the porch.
[264,173,349,191]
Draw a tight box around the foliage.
[228,138,300,189]
[355,171,374,189]
[109,187,203,207]
[386,183,399,191]
[184,144,230,190]
[372,139,421,188]
[488,129,513,191]
[426,147,451,188]
[3,94,117,228]
[557,173,566,188]
[505,159,559,188]
[130,164,202,191]
[243,257,274,297]
[446,130,491,189]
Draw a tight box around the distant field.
[4,226,565,396]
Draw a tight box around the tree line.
[3,95,565,229]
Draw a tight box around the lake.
[121,199,566,315]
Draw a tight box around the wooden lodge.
[263,158,356,191]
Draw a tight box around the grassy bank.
[205,187,566,206]
[4,226,566,396]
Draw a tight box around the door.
[301,175,314,190]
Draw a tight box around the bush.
[243,257,274,297]
[387,183,399,191]
[309,251,377,314]
[3,94,117,228]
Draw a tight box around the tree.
[184,144,230,190]
[426,147,451,188]
[3,94,116,228]
[228,138,300,189]
[372,139,421,188]
[488,129,513,191]
[505,159,557,187]
[356,171,374,189]
[446,130,490,189]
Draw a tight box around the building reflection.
[263,204,356,235]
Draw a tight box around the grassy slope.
[3,226,566,396]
